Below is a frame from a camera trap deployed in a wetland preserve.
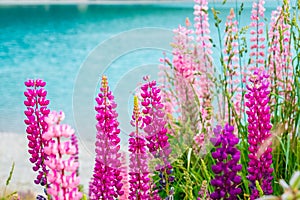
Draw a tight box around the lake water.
[0,2,283,144]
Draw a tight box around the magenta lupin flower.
[89,75,124,200]
[140,77,174,195]
[140,78,171,164]
[128,96,150,200]
[43,111,82,200]
[210,124,242,199]
[249,0,266,72]
[24,79,50,186]
[245,70,273,199]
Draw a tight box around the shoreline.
[0,0,258,5]
[0,0,193,5]
[0,132,94,195]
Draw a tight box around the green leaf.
[289,171,300,190]
[6,162,15,186]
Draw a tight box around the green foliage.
[158,0,300,199]
[1,162,18,200]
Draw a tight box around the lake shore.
[0,132,95,196]
[0,0,257,5]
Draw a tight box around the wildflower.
[89,75,124,199]
[245,70,273,199]
[43,111,82,200]
[210,124,242,199]
[24,79,50,186]
[249,0,266,72]
[128,96,150,199]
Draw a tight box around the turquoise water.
[0,2,281,138]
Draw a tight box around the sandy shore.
[0,132,95,196]
[0,0,259,5]
[0,0,194,5]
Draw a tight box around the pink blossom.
[43,111,82,200]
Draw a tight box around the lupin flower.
[119,152,129,200]
[197,180,210,200]
[89,75,124,200]
[245,70,273,199]
[43,111,82,200]
[140,78,174,197]
[268,2,293,96]
[249,0,266,72]
[194,0,213,99]
[210,124,242,199]
[24,79,50,186]
[128,96,150,200]
[223,8,244,122]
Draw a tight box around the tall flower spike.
[24,79,50,186]
[245,70,273,199]
[43,111,82,200]
[223,8,244,123]
[210,124,242,199]
[194,0,213,99]
[128,96,150,200]
[89,75,124,200]
[268,2,293,98]
[193,0,214,139]
[249,0,266,73]
[140,78,174,197]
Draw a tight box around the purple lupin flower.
[245,70,273,199]
[140,77,173,196]
[89,75,124,200]
[210,124,242,200]
[128,96,150,200]
[24,79,50,186]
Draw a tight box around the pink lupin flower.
[89,75,124,200]
[193,0,214,137]
[119,152,129,200]
[194,0,214,100]
[249,0,266,73]
[24,79,50,186]
[222,8,245,126]
[245,70,273,199]
[43,111,82,200]
[128,96,150,200]
[268,2,293,96]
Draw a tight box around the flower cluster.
[128,96,150,199]
[210,124,242,199]
[24,79,50,186]
[245,70,273,199]
[119,152,129,200]
[140,78,174,196]
[268,2,293,95]
[223,8,244,122]
[89,75,123,200]
[43,111,82,200]
[249,0,266,72]
[194,0,213,99]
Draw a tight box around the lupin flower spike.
[43,111,82,200]
[140,78,174,196]
[249,0,266,72]
[210,124,242,199]
[128,96,150,200]
[245,70,273,199]
[89,75,124,200]
[24,79,50,186]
